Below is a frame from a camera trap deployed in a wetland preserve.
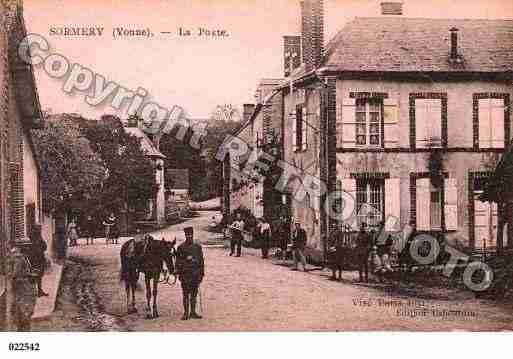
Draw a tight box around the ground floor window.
[356,178,384,229]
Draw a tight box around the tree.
[211,104,241,123]
[31,118,106,214]
[83,115,157,214]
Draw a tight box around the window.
[355,98,382,147]
[293,105,307,151]
[356,178,384,228]
[478,98,505,149]
[414,176,457,231]
[415,99,442,148]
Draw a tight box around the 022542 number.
[8,342,40,351]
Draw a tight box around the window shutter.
[9,162,25,242]
[384,99,399,148]
[478,99,491,148]
[444,178,458,231]
[427,100,442,147]
[341,178,357,230]
[291,112,297,151]
[302,107,308,151]
[490,98,505,149]
[384,178,400,230]
[416,178,430,230]
[341,99,356,148]
[474,198,488,249]
[415,99,428,148]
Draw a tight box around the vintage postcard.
[1,0,513,340]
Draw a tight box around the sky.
[22,0,513,120]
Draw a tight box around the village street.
[29,211,513,332]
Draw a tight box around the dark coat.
[29,237,47,273]
[176,242,204,284]
[291,228,307,250]
[356,230,371,256]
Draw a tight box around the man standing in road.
[230,213,244,257]
[291,220,307,272]
[356,222,371,282]
[176,226,204,320]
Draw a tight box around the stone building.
[223,79,284,221]
[225,0,513,259]
[287,1,512,256]
[1,0,47,329]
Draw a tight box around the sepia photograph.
[0,0,513,348]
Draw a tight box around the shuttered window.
[383,99,399,148]
[340,178,357,229]
[294,105,307,152]
[355,98,382,147]
[415,99,442,148]
[478,98,505,149]
[415,177,458,231]
[384,178,400,230]
[9,162,24,242]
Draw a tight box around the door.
[474,190,498,249]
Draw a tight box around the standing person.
[356,222,371,282]
[175,226,204,320]
[291,220,307,272]
[230,213,244,257]
[29,225,49,297]
[258,217,271,259]
[67,219,79,247]
[7,246,37,331]
[84,215,95,245]
[278,216,290,260]
[103,212,116,245]
[328,224,346,281]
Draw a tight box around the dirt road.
[36,211,513,331]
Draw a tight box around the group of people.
[66,212,120,247]
[227,213,309,272]
[328,221,394,283]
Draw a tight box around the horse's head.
[161,238,176,273]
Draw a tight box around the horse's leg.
[145,275,152,318]
[125,281,131,313]
[152,276,159,318]
[130,277,137,312]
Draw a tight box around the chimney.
[243,104,255,123]
[380,2,403,15]
[283,35,301,77]
[301,0,324,72]
[450,27,459,60]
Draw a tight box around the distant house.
[124,126,167,226]
[223,79,284,221]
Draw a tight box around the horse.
[120,235,176,318]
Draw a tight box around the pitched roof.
[323,17,513,73]
[123,127,166,159]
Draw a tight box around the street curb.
[32,262,64,320]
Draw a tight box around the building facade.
[1,0,47,329]
[224,79,284,221]
[225,0,513,259]
[124,126,166,226]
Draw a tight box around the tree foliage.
[83,115,157,213]
[31,118,105,213]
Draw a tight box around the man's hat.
[184,226,194,235]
